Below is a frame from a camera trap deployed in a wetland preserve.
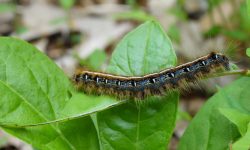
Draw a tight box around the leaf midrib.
[142,22,152,75]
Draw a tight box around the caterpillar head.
[210,52,230,71]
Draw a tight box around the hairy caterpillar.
[74,52,230,100]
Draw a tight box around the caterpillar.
[74,52,230,100]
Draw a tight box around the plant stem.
[209,69,250,78]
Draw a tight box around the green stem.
[209,69,250,78]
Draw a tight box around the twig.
[209,69,250,78]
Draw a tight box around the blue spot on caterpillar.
[74,52,230,100]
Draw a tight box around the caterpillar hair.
[74,52,230,100]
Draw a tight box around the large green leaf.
[178,77,250,150]
[219,108,250,150]
[97,21,179,150]
[0,37,118,149]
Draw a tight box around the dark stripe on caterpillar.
[74,52,230,100]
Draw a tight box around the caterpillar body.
[74,52,230,100]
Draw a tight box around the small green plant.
[0,21,250,150]
[77,49,107,71]
[113,9,155,22]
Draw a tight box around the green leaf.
[126,0,137,7]
[204,26,222,38]
[178,77,250,150]
[1,94,125,127]
[15,26,28,35]
[113,9,155,22]
[54,94,126,124]
[167,25,181,43]
[0,3,15,13]
[0,37,72,125]
[223,30,249,41]
[79,49,107,71]
[230,4,250,37]
[59,0,75,10]
[97,21,179,150]
[219,108,250,150]
[232,123,250,150]
[246,48,250,57]
[168,6,187,21]
[0,37,104,149]
[107,21,177,76]
[229,63,239,70]
[177,109,192,121]
[219,108,250,135]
